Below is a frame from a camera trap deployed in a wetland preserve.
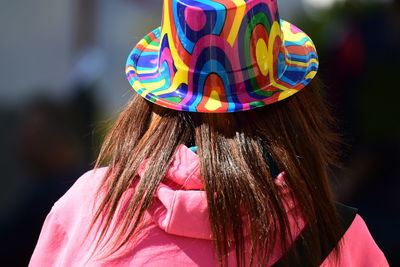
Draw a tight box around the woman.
[30,0,388,266]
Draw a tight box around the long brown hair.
[90,78,343,266]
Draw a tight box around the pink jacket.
[30,145,389,266]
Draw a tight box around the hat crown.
[158,0,283,74]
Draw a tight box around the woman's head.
[93,1,342,265]
[92,77,343,266]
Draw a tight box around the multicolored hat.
[126,0,318,113]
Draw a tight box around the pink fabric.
[29,145,389,266]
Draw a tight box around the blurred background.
[0,0,398,265]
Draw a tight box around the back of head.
[92,0,343,265]
[92,78,343,266]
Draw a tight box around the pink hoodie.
[30,145,389,266]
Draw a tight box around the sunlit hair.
[89,78,343,266]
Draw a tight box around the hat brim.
[126,20,318,113]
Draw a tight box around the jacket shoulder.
[321,214,389,266]
[51,167,109,225]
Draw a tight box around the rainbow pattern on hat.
[126,0,318,113]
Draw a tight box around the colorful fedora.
[126,0,319,113]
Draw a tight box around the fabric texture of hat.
[126,0,319,113]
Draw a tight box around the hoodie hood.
[137,144,293,240]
